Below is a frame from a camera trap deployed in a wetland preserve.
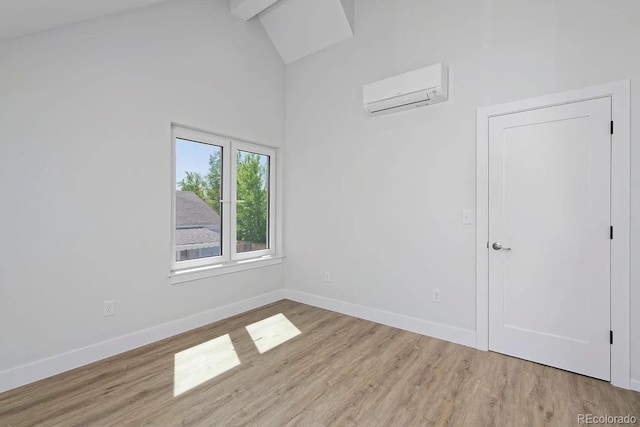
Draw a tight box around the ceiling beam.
[230,0,280,21]
[258,0,354,64]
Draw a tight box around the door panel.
[488,97,611,380]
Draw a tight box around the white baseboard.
[284,290,476,348]
[631,379,640,392]
[0,289,286,394]
[7,288,626,395]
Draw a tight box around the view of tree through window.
[236,150,269,253]
[175,138,270,264]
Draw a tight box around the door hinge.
[610,226,613,240]
[610,330,613,344]
[611,121,614,135]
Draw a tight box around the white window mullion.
[229,143,239,260]
[170,127,178,270]
[267,152,276,255]
[220,140,232,263]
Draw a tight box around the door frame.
[475,80,631,389]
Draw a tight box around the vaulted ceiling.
[0,0,169,42]
[0,0,354,64]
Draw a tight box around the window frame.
[231,141,276,261]
[170,125,278,277]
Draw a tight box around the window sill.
[169,255,284,285]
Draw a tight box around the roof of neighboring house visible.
[176,191,220,227]
[175,228,220,247]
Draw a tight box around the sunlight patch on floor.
[173,334,240,396]
[245,313,302,354]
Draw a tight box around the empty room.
[1,0,639,425]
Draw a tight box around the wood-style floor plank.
[1,300,638,426]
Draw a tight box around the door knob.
[492,242,512,251]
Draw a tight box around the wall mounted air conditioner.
[363,63,448,116]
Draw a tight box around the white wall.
[284,0,640,383]
[0,0,284,374]
[631,81,640,388]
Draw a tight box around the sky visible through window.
[175,138,268,188]
[175,139,217,189]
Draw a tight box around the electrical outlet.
[104,300,116,317]
[432,289,441,303]
[462,210,473,225]
[323,271,331,283]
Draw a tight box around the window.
[172,126,276,273]
[235,149,270,254]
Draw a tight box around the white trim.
[171,125,280,273]
[476,80,631,389]
[170,255,283,285]
[609,81,631,389]
[284,290,476,348]
[630,379,640,392]
[221,136,232,260]
[170,121,281,150]
[0,290,286,393]
[231,141,277,261]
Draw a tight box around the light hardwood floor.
[1,300,639,426]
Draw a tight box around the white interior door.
[488,97,611,380]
